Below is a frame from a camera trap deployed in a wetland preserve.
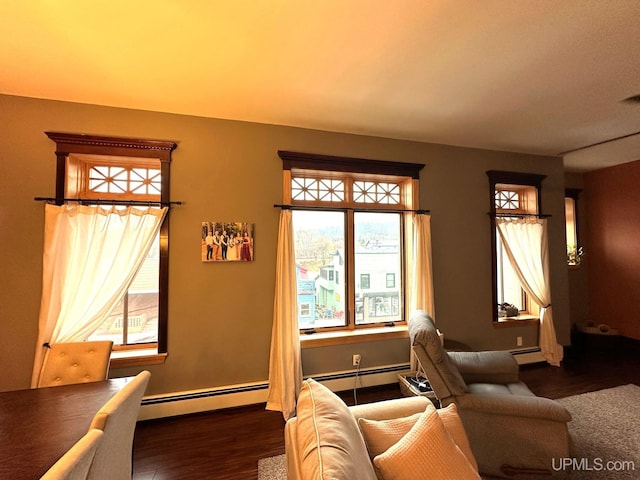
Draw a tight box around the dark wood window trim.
[278,150,425,179]
[565,188,582,201]
[486,170,546,215]
[45,132,177,357]
[565,187,582,239]
[486,171,547,324]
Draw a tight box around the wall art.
[201,222,254,262]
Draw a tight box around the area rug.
[556,384,640,479]
[257,385,640,479]
[258,453,286,480]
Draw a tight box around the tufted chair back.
[37,341,113,388]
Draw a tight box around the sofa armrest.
[349,396,431,422]
[448,351,520,384]
[455,393,572,423]
[284,419,302,480]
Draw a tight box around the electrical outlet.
[516,336,523,347]
[352,353,361,367]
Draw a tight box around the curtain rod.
[273,204,430,214]
[489,212,552,218]
[34,197,183,207]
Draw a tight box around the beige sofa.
[285,378,482,480]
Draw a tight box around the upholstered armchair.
[408,310,571,478]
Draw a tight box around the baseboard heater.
[139,348,546,420]
[510,347,545,365]
[139,363,411,421]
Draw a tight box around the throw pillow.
[373,408,480,480]
[358,403,477,471]
[436,403,478,472]
[295,379,377,480]
[358,411,427,458]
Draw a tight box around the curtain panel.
[266,209,302,420]
[496,217,563,366]
[31,204,167,387]
[405,213,435,371]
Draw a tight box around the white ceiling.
[2,1,639,172]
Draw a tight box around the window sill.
[494,315,539,328]
[109,348,167,369]
[300,325,408,348]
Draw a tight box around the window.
[386,273,396,288]
[300,303,311,317]
[487,171,545,322]
[46,132,176,360]
[565,189,583,266]
[87,164,161,197]
[72,156,162,347]
[495,185,536,313]
[280,151,424,331]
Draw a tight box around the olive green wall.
[0,94,571,395]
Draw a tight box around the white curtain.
[405,212,435,371]
[266,209,302,420]
[31,204,167,387]
[496,217,563,366]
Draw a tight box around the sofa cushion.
[467,382,535,397]
[358,403,477,472]
[373,407,480,480]
[295,379,377,480]
[448,351,521,384]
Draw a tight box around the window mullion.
[399,214,406,322]
[346,209,356,330]
[122,292,129,345]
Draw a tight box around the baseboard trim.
[139,363,410,420]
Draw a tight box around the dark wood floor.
[132,334,640,480]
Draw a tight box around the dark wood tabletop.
[0,377,130,479]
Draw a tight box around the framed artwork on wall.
[201,222,254,262]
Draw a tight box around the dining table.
[0,377,131,479]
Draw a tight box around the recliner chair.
[408,310,571,478]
